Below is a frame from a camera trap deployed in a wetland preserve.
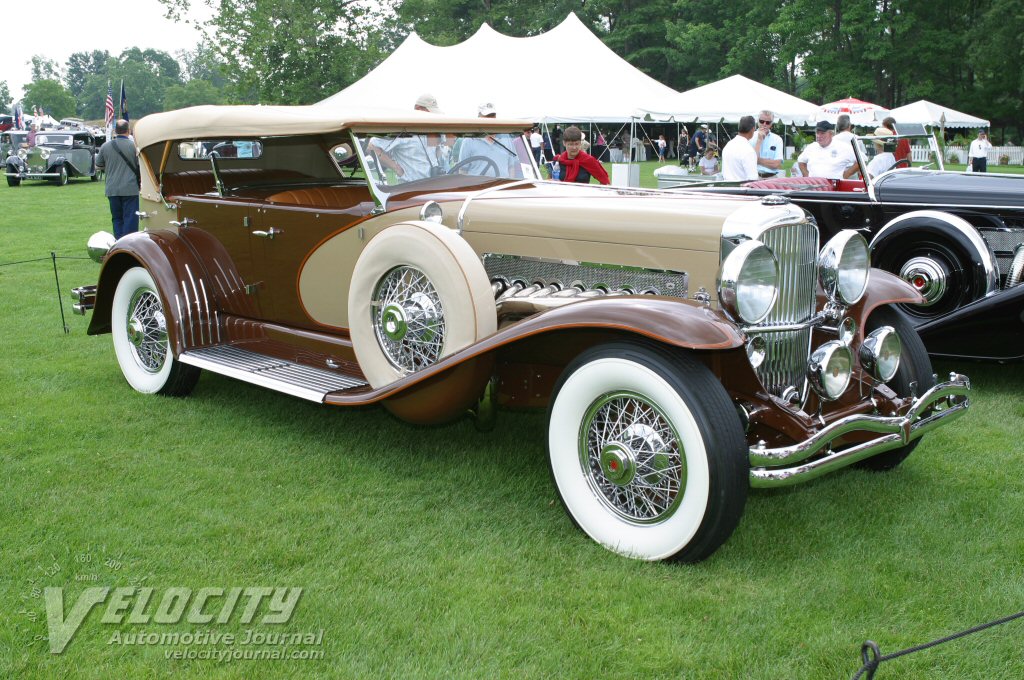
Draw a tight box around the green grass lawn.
[1,175,1023,679]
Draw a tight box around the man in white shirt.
[831,114,861,178]
[752,109,784,178]
[798,120,856,180]
[968,130,992,172]
[367,93,444,181]
[722,116,758,182]
[529,127,543,163]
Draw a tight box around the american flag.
[104,83,115,126]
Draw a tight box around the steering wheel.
[891,158,911,170]
[447,155,501,177]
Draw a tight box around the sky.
[4,0,211,102]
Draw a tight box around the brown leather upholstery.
[743,176,834,191]
[265,186,369,209]
[162,169,307,197]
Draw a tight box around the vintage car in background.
[72,106,970,562]
[677,133,1024,362]
[0,115,13,132]
[4,129,100,186]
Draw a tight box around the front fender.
[849,268,924,342]
[87,229,220,356]
[490,295,745,351]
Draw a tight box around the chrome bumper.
[749,373,970,488]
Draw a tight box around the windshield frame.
[351,128,539,210]
[850,133,943,199]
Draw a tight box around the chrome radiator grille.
[979,227,1024,277]
[750,221,819,398]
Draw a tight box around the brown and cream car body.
[74,105,969,562]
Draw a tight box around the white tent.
[886,100,989,129]
[316,13,679,122]
[634,74,819,126]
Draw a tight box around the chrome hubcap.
[600,443,635,485]
[580,391,685,524]
[900,256,948,307]
[125,288,168,373]
[372,266,445,373]
[380,303,409,342]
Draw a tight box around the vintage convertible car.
[72,106,970,562]
[677,133,1024,362]
[4,129,101,186]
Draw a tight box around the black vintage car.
[4,129,101,186]
[679,134,1024,362]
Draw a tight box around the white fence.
[912,145,1024,165]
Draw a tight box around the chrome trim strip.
[175,294,185,349]
[185,264,203,345]
[740,312,826,334]
[457,179,537,235]
[181,279,195,347]
[199,277,212,346]
[748,373,970,487]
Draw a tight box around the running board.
[180,345,367,402]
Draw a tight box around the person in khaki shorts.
[95,119,141,238]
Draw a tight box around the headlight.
[718,240,779,324]
[808,340,852,401]
[859,326,901,382]
[18,148,27,160]
[40,148,51,160]
[819,231,869,305]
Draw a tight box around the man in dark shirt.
[95,119,141,238]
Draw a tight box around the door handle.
[252,227,282,239]
[169,217,197,228]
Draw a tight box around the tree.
[30,55,62,82]
[65,51,111,103]
[163,79,228,109]
[158,0,401,104]
[22,79,77,119]
[0,81,11,112]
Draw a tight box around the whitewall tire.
[348,221,496,389]
[111,266,199,396]
[549,343,748,562]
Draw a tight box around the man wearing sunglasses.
[752,110,784,178]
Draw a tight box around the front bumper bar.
[749,372,970,488]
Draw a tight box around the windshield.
[853,134,943,178]
[35,133,73,148]
[355,132,538,190]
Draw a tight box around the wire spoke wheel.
[581,391,685,523]
[548,343,748,562]
[372,265,446,374]
[111,266,199,396]
[125,288,168,373]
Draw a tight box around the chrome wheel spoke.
[372,266,446,373]
[580,392,685,524]
[125,288,167,373]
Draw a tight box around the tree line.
[3,0,1020,139]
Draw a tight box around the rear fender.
[87,230,222,356]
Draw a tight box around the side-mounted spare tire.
[348,221,497,390]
